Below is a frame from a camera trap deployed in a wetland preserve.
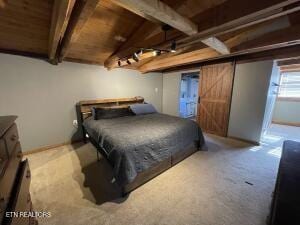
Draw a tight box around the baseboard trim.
[228,136,260,146]
[23,139,83,155]
[272,120,300,127]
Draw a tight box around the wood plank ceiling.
[1,0,300,73]
[66,0,145,64]
[0,0,53,55]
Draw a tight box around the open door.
[197,62,235,137]
[262,61,281,136]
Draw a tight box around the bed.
[77,96,205,195]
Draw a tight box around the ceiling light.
[171,41,177,53]
[133,52,139,62]
[136,49,143,55]
[152,50,161,56]
[126,59,131,65]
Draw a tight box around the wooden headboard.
[76,96,144,143]
[77,96,144,119]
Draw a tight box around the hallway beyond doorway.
[179,72,199,119]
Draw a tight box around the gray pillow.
[130,103,157,115]
[92,107,133,120]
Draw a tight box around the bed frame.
[76,96,199,196]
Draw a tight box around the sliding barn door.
[197,62,235,137]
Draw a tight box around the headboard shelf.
[77,96,144,118]
[76,96,145,143]
[79,96,144,106]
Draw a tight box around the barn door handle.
[198,96,201,103]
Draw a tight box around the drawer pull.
[26,170,31,178]
[10,134,17,141]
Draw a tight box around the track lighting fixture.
[133,52,139,62]
[116,30,176,66]
[116,24,179,66]
[171,41,176,53]
[136,49,143,55]
[152,50,162,56]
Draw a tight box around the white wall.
[0,54,163,151]
[272,71,300,125]
[272,100,300,125]
[228,60,273,144]
[162,72,181,116]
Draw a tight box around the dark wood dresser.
[0,116,37,225]
[269,140,300,225]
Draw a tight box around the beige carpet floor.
[26,134,282,225]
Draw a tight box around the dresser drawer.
[9,160,31,225]
[0,139,8,176]
[3,124,19,157]
[0,143,22,221]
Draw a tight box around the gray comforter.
[83,113,205,186]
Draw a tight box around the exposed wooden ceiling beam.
[231,25,300,52]
[103,0,200,69]
[280,64,300,72]
[109,1,161,24]
[105,0,300,70]
[163,45,300,73]
[174,0,300,48]
[201,37,230,54]
[126,16,290,70]
[277,58,300,66]
[110,0,198,35]
[108,0,232,67]
[58,0,101,61]
[108,0,226,59]
[139,23,300,73]
[49,0,75,63]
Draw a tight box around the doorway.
[261,62,300,147]
[179,72,199,119]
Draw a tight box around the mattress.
[83,113,205,186]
